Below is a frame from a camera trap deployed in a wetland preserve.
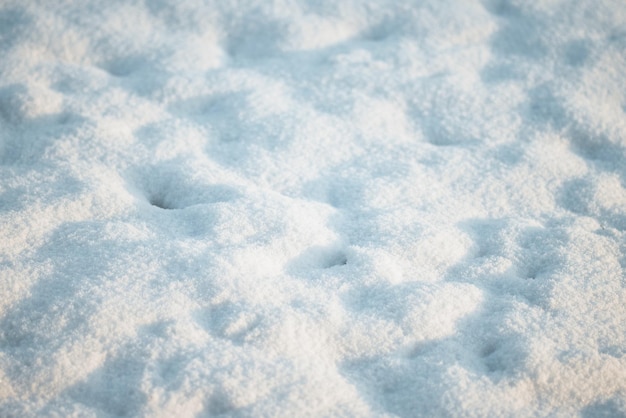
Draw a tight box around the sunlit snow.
[1,0,626,416]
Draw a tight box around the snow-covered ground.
[1,0,625,416]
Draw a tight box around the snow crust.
[1,0,626,416]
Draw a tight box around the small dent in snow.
[195,302,261,345]
[136,164,239,210]
[204,390,236,416]
[148,192,173,210]
[288,245,348,273]
[563,40,590,67]
[479,342,509,375]
[101,55,149,77]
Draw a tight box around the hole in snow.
[288,246,348,273]
[146,182,238,210]
[148,192,173,210]
[203,389,236,416]
[324,250,348,268]
[135,164,240,210]
[101,55,148,77]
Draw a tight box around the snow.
[1,0,625,416]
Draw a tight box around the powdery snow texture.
[1,0,626,417]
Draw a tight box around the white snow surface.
[1,0,626,416]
